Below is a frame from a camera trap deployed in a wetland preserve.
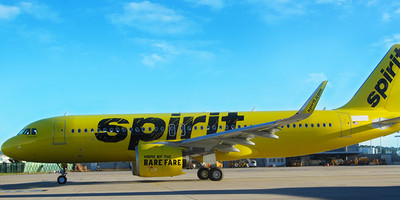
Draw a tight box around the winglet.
[297,81,328,116]
[276,81,327,125]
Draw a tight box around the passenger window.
[129,128,133,132]
[84,129,87,133]
[32,128,37,135]
[329,123,332,127]
[194,126,198,130]
[281,126,284,128]
[97,128,101,132]
[244,125,247,127]
[311,124,314,128]
[226,125,229,130]
[154,127,158,132]
[323,123,326,127]
[317,124,320,128]
[238,125,241,128]
[305,123,308,128]
[142,127,145,132]
[293,124,296,128]
[200,126,204,130]
[116,127,120,132]
[122,128,127,132]
[188,126,191,131]
[231,125,235,129]
[287,124,290,128]
[78,129,81,133]
[91,128,94,133]
[148,127,152,132]
[219,125,222,130]
[71,129,75,133]
[135,127,140,132]
[207,126,210,130]
[160,127,165,132]
[103,128,107,132]
[212,125,216,130]
[299,124,302,128]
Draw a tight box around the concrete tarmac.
[1,165,400,199]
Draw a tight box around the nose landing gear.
[57,163,68,184]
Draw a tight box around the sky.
[1,0,400,148]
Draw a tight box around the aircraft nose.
[1,138,20,160]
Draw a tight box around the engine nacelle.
[133,144,185,177]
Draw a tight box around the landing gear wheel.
[57,175,67,184]
[208,168,223,181]
[197,168,209,180]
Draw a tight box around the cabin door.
[338,113,352,137]
[53,120,66,145]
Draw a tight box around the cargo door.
[53,120,66,145]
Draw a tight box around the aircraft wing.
[159,81,328,156]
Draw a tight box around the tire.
[57,175,67,184]
[197,168,209,180]
[208,168,223,181]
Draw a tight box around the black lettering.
[390,54,400,68]
[367,91,380,107]
[381,69,393,82]
[180,115,206,139]
[144,159,148,166]
[387,62,396,77]
[375,78,389,99]
[394,48,400,58]
[95,118,129,143]
[207,113,219,134]
[128,117,166,150]
[221,112,245,131]
[168,159,172,165]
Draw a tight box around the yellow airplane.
[2,44,400,184]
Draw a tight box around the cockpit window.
[17,128,37,135]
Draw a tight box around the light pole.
[395,135,400,150]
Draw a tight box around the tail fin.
[340,44,400,111]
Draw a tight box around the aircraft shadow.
[0,182,399,199]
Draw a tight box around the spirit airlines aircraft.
[3,44,400,184]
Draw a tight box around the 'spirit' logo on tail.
[367,48,400,107]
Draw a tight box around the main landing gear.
[57,163,68,184]
[197,167,223,181]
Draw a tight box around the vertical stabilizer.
[340,44,400,111]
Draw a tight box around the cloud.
[374,34,400,49]
[307,73,328,84]
[133,38,216,68]
[110,1,195,35]
[0,2,60,22]
[316,0,350,6]
[142,53,164,67]
[0,4,20,20]
[18,2,61,22]
[247,0,306,24]
[185,0,225,10]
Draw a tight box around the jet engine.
[133,144,188,177]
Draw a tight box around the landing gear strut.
[57,163,68,184]
[197,167,223,181]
